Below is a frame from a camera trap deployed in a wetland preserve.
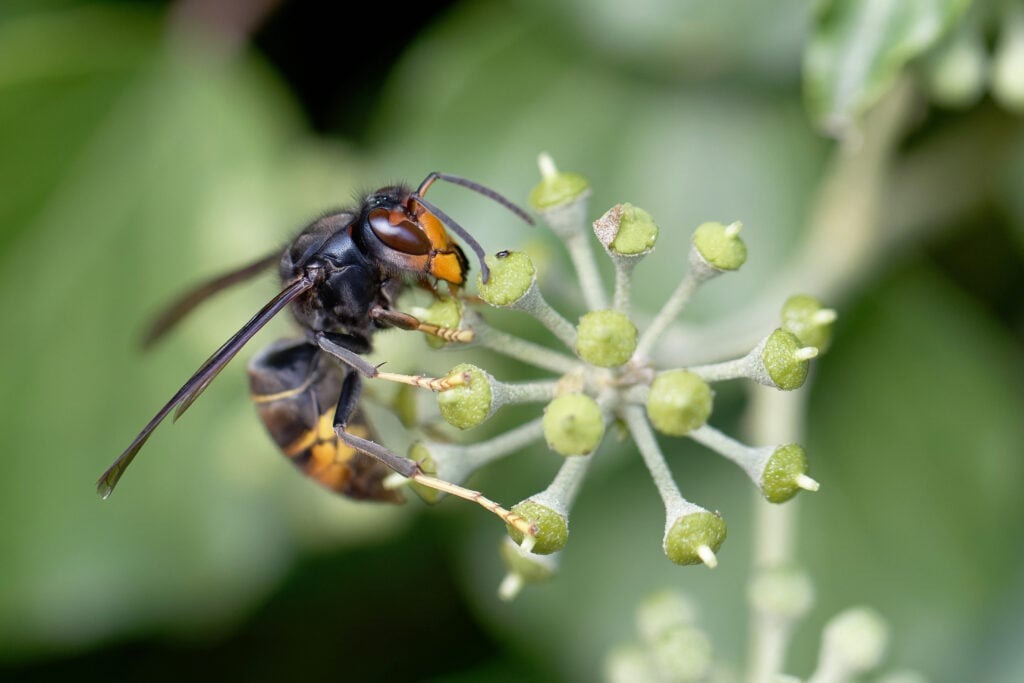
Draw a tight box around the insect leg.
[332,371,536,537]
[314,332,378,377]
[315,331,471,391]
[370,306,474,343]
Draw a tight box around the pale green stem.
[612,256,637,315]
[460,417,546,470]
[538,455,592,510]
[495,379,561,404]
[410,418,546,492]
[689,424,763,473]
[688,356,752,383]
[473,318,580,375]
[622,406,685,511]
[512,286,578,349]
[748,614,794,683]
[564,231,609,312]
[634,270,703,361]
[744,386,808,683]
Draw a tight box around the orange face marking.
[414,209,453,252]
[431,252,465,285]
[404,204,468,285]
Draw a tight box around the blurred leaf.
[804,0,970,137]
[0,5,396,657]
[511,0,811,85]
[801,265,1024,679]
[0,5,157,250]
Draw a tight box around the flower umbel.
[606,586,915,683]
[394,154,830,597]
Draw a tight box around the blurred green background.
[1,0,1023,681]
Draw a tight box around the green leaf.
[805,0,970,137]
[0,5,394,656]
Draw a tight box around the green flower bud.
[477,251,536,306]
[761,329,816,390]
[408,441,441,504]
[498,538,558,600]
[650,624,713,683]
[614,204,659,254]
[636,590,698,644]
[391,384,418,429]
[605,644,657,683]
[529,154,590,209]
[576,309,637,367]
[542,393,605,456]
[781,294,836,353]
[664,510,727,567]
[437,364,493,429]
[506,500,568,554]
[646,370,713,436]
[413,296,463,349]
[594,203,659,256]
[692,221,746,271]
[761,444,818,503]
[748,566,814,618]
[821,607,889,674]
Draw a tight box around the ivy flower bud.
[688,426,819,503]
[636,590,698,644]
[748,566,814,619]
[649,624,713,683]
[542,393,605,456]
[408,441,441,504]
[755,329,817,390]
[498,537,559,601]
[477,251,536,306]
[646,370,713,436]
[576,309,637,367]
[605,644,657,683]
[391,384,418,429]
[437,364,494,429]
[410,296,464,349]
[529,152,590,210]
[529,153,591,241]
[663,507,727,567]
[506,499,568,554]
[818,607,890,676]
[781,294,836,353]
[762,444,818,503]
[691,221,747,273]
[594,203,659,256]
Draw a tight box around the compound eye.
[368,208,432,255]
